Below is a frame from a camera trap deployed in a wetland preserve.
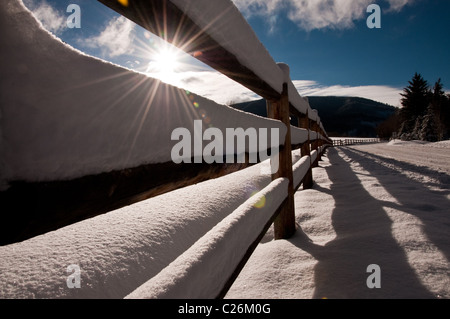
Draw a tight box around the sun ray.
[125,79,162,165]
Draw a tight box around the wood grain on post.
[270,83,295,239]
[298,112,313,189]
[266,63,296,239]
[317,120,322,162]
[311,121,319,167]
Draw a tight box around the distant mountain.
[231,96,397,137]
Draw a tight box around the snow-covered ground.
[226,142,450,299]
[356,140,450,175]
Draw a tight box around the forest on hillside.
[377,73,450,141]
[232,97,396,138]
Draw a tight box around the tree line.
[377,73,450,141]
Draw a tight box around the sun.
[154,48,179,73]
[147,46,182,84]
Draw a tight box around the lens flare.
[251,191,266,209]
[193,51,203,57]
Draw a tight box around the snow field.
[356,140,450,175]
[226,145,450,299]
[337,146,450,298]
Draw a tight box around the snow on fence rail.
[0,0,332,299]
[125,177,289,299]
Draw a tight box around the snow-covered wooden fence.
[98,0,332,239]
[0,0,331,299]
[96,0,332,298]
[332,138,380,146]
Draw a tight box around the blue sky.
[23,0,450,107]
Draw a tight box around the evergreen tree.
[444,94,450,138]
[420,104,440,142]
[411,116,423,140]
[430,79,448,139]
[431,79,445,104]
[399,73,430,137]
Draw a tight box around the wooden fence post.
[311,120,319,167]
[298,111,313,189]
[317,120,322,162]
[271,83,295,239]
[266,99,275,180]
[266,66,296,239]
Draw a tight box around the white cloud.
[144,70,260,105]
[293,80,403,106]
[287,0,374,31]
[387,0,415,12]
[232,0,415,31]
[180,72,261,104]
[23,0,66,35]
[233,0,285,17]
[145,68,402,107]
[84,16,136,58]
